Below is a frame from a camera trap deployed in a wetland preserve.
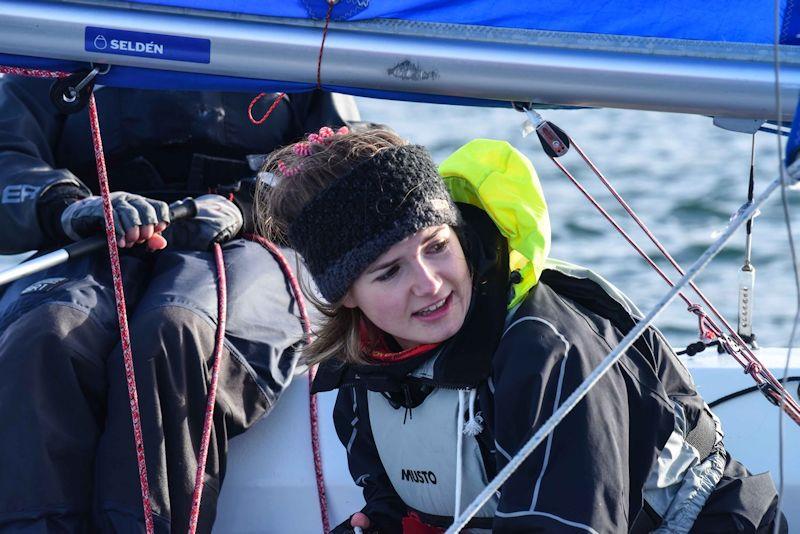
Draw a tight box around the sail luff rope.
[447,173,790,534]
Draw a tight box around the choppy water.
[355,98,800,348]
[2,99,799,349]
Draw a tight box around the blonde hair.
[256,127,408,366]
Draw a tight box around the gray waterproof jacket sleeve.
[0,77,90,253]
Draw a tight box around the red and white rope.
[0,62,157,533]
[187,242,228,534]
[88,92,156,533]
[248,92,287,125]
[245,234,330,533]
[0,66,69,78]
[2,62,335,532]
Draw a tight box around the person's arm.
[0,76,91,252]
[332,385,406,534]
[490,317,633,533]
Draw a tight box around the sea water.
[1,98,798,349]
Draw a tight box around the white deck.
[215,348,800,533]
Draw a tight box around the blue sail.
[0,0,799,120]
[127,0,792,45]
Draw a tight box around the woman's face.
[343,225,473,350]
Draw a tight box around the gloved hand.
[60,192,170,249]
[161,194,243,251]
[217,176,258,234]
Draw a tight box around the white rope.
[445,172,784,534]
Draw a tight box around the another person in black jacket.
[257,130,785,533]
[0,75,355,533]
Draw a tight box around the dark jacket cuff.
[37,184,90,245]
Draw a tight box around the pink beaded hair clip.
[278,126,350,177]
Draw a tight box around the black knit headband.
[288,144,460,302]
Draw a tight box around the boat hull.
[215,348,800,532]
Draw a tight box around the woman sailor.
[258,127,785,533]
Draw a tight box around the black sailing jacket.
[0,75,348,252]
[315,210,781,533]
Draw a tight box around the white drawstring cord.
[455,389,466,518]
[463,388,484,436]
[457,388,484,521]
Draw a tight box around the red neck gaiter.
[359,320,440,365]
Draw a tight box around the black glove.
[161,194,243,250]
[60,192,170,243]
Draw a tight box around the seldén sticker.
[85,27,210,64]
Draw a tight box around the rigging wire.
[745,135,757,267]
[526,107,800,414]
[566,137,730,339]
[772,1,800,531]
[737,134,757,345]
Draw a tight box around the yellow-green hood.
[439,139,551,308]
